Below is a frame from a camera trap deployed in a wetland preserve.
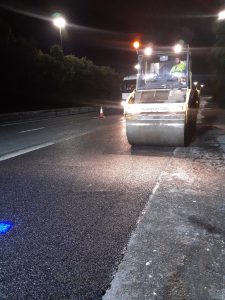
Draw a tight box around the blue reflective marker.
[0,221,14,235]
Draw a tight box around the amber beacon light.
[133,41,140,50]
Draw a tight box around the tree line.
[0,23,122,113]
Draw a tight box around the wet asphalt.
[1,98,225,299]
[104,98,225,300]
[0,112,172,299]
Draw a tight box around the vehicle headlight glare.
[144,47,153,56]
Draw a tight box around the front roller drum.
[126,115,186,146]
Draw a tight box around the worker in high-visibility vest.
[170,58,186,77]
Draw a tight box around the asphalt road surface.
[0,98,225,299]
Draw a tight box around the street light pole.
[59,26,63,49]
[53,16,66,51]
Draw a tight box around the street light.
[53,16,66,50]
[218,10,225,21]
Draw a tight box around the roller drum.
[126,114,186,146]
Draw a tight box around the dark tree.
[0,24,122,113]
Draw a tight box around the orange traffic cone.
[99,106,105,118]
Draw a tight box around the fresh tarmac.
[0,98,225,299]
[104,98,225,300]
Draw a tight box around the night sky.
[0,0,222,78]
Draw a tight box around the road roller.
[124,44,199,146]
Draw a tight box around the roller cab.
[125,45,199,146]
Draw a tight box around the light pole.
[53,16,66,50]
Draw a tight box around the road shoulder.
[104,99,225,300]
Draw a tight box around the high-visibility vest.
[171,62,186,73]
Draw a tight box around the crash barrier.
[0,107,98,124]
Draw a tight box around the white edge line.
[0,115,120,162]
[0,126,104,162]
[0,142,54,162]
[19,127,45,134]
[103,156,174,300]
[133,154,174,227]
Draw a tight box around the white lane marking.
[0,126,104,162]
[103,157,174,300]
[135,158,173,227]
[151,181,161,195]
[0,142,54,162]
[0,112,97,127]
[19,127,45,134]
[0,119,44,127]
